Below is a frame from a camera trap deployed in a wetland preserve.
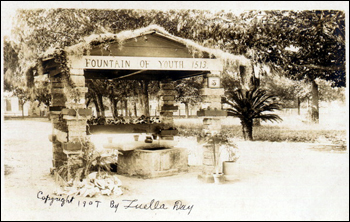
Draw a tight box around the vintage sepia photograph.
[1,1,349,221]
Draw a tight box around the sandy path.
[2,120,349,221]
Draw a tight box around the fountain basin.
[117,147,188,178]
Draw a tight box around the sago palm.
[224,86,283,141]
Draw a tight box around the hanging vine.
[52,49,82,106]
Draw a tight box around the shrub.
[56,137,123,197]
[221,125,346,143]
[177,124,346,143]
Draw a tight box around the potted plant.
[202,133,240,184]
[221,139,240,181]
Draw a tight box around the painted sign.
[70,56,223,71]
[208,77,221,88]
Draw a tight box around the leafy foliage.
[221,70,241,92]
[8,9,345,81]
[4,8,345,124]
[3,38,23,91]
[315,78,346,102]
[201,133,240,173]
[260,74,310,108]
[57,138,120,183]
[241,10,345,87]
[176,124,346,144]
[86,79,109,117]
[175,76,203,117]
[259,74,346,107]
[224,84,283,140]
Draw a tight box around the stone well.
[116,147,188,178]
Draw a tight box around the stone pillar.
[200,71,225,135]
[64,68,87,110]
[158,79,178,141]
[201,118,222,176]
[198,71,226,182]
[49,68,92,175]
[62,68,91,154]
[49,76,67,170]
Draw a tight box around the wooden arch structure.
[43,25,252,177]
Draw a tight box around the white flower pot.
[223,161,237,181]
[134,135,139,141]
[212,172,224,184]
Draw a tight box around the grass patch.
[177,124,346,143]
[246,126,346,143]
[177,127,203,137]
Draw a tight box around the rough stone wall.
[199,72,225,178]
[117,148,188,178]
[49,68,92,171]
[49,76,67,169]
[158,79,177,141]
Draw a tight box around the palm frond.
[224,86,282,124]
[257,114,283,123]
[226,108,244,119]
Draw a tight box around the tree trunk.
[184,102,189,118]
[95,94,105,117]
[239,64,255,90]
[93,99,100,117]
[156,96,160,117]
[109,97,119,119]
[311,79,319,123]
[239,66,249,90]
[133,102,137,117]
[21,101,24,118]
[86,98,91,108]
[124,99,128,117]
[139,80,150,117]
[297,97,301,115]
[241,120,253,141]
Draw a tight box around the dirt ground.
[1,119,349,221]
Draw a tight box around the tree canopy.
[175,76,203,117]
[5,9,345,86]
[3,8,346,118]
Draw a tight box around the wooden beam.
[173,71,208,80]
[113,70,147,80]
[49,67,61,77]
[43,59,59,71]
